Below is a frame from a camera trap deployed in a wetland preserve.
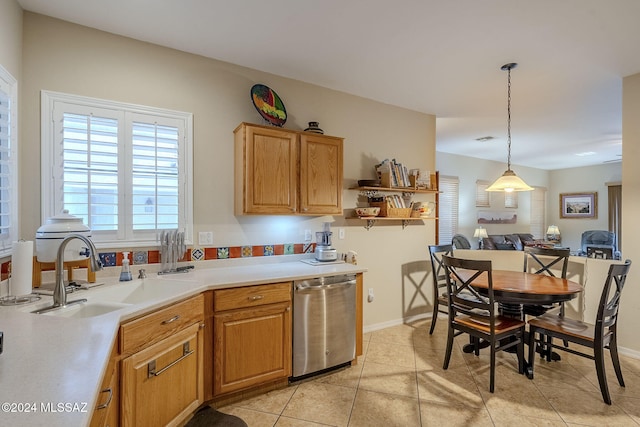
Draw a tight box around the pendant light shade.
[486,63,534,192]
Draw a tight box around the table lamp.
[546,225,560,242]
[474,227,488,249]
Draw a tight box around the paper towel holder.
[0,240,41,306]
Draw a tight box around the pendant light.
[486,63,534,192]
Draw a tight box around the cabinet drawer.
[120,294,204,355]
[214,282,291,312]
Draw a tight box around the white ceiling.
[17,0,640,170]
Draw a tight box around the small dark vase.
[304,121,324,134]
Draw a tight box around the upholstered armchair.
[580,230,617,258]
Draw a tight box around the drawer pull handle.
[161,315,180,325]
[96,387,113,410]
[248,295,264,301]
[148,342,193,378]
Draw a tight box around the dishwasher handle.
[296,280,356,292]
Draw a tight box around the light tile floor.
[217,319,640,426]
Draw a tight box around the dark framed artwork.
[560,192,597,219]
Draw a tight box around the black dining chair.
[451,234,471,250]
[428,244,454,334]
[442,255,525,393]
[522,246,571,317]
[528,260,631,405]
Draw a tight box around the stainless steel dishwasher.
[292,274,357,379]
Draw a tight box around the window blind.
[530,187,546,239]
[131,122,179,230]
[0,65,17,256]
[62,113,119,231]
[438,175,459,245]
[475,180,489,207]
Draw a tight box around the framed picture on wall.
[560,192,597,219]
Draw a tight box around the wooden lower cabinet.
[90,341,119,427]
[213,283,292,396]
[121,322,203,427]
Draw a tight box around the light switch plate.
[198,231,213,245]
[338,228,345,239]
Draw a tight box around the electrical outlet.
[198,231,213,245]
[339,228,345,239]
[304,229,312,241]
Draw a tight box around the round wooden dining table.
[453,269,583,373]
[456,269,583,305]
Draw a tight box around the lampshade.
[546,225,560,237]
[486,169,534,192]
[486,63,534,193]
[474,227,488,238]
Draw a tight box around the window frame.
[41,90,193,248]
[0,65,18,257]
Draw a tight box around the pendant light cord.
[506,65,512,171]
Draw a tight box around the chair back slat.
[597,260,631,333]
[442,255,494,328]
[429,244,453,291]
[523,246,570,278]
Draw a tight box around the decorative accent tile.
[263,245,274,256]
[217,247,229,259]
[294,244,303,254]
[205,247,218,260]
[252,246,264,257]
[274,244,284,255]
[133,251,148,265]
[229,246,241,258]
[191,248,204,261]
[284,244,294,255]
[148,250,160,264]
[99,252,117,267]
[303,243,314,254]
[241,246,252,257]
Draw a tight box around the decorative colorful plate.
[250,84,287,127]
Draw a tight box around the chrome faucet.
[52,234,104,308]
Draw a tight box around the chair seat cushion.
[529,313,607,342]
[455,314,524,333]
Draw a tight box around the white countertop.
[0,259,366,427]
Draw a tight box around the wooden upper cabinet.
[235,123,343,216]
[299,133,343,215]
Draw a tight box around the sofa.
[481,233,535,250]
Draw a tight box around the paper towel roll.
[11,240,33,296]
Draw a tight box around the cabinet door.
[214,301,291,396]
[299,133,343,215]
[121,323,203,427]
[236,124,298,214]
[90,342,119,427]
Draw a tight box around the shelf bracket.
[401,219,410,229]
[364,219,376,230]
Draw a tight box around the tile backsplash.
[0,241,317,282]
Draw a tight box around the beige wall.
[0,0,22,78]
[621,73,640,352]
[548,163,621,252]
[20,13,436,329]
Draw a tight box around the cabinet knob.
[248,295,264,301]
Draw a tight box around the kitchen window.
[41,91,193,247]
[0,65,18,257]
